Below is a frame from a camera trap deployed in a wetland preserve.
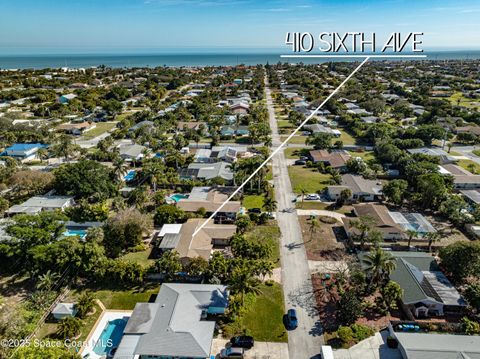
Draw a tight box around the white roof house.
[6,195,74,215]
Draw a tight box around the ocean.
[0,51,479,69]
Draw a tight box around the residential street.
[265,78,323,359]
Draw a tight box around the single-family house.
[57,121,96,135]
[309,150,351,172]
[115,284,228,359]
[230,103,249,115]
[6,195,74,216]
[359,251,466,318]
[1,143,47,162]
[407,148,457,164]
[158,218,236,262]
[179,162,234,182]
[327,174,383,202]
[176,186,240,223]
[391,330,480,359]
[455,125,480,136]
[118,143,148,162]
[304,124,341,137]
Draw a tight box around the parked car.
[285,308,298,330]
[220,347,245,358]
[294,159,306,165]
[230,335,254,349]
[306,194,321,200]
[248,208,262,214]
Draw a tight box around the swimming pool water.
[93,318,128,356]
[124,170,136,181]
[63,229,87,238]
[170,194,188,202]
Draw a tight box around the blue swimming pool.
[93,318,128,356]
[63,229,87,238]
[124,170,136,181]
[170,194,188,202]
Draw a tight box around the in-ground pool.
[124,170,136,181]
[170,194,188,202]
[93,318,128,356]
[63,229,87,239]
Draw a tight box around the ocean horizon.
[0,50,479,69]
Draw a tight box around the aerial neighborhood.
[1,59,480,359]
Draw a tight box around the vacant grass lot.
[288,166,331,194]
[338,130,357,145]
[457,159,480,174]
[448,91,480,110]
[82,122,117,138]
[242,195,265,209]
[278,119,294,128]
[224,283,287,342]
[280,135,307,144]
[348,150,376,162]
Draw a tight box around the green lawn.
[295,201,353,214]
[120,248,155,268]
[457,159,480,174]
[448,91,480,109]
[245,224,281,265]
[338,130,357,145]
[278,120,294,128]
[73,285,160,310]
[224,283,287,342]
[284,147,309,159]
[280,135,306,145]
[348,150,376,162]
[473,149,480,157]
[288,166,331,194]
[82,122,117,138]
[243,195,265,209]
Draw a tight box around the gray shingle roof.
[117,283,228,358]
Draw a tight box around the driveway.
[266,78,323,358]
[211,339,288,359]
[333,331,402,359]
[296,209,346,222]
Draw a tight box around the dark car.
[230,335,254,349]
[294,159,306,165]
[285,309,298,330]
[248,208,262,214]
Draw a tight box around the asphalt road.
[265,78,323,359]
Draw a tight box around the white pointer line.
[192,56,371,237]
[281,54,427,58]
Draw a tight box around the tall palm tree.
[426,231,441,252]
[329,169,342,185]
[349,215,375,249]
[227,161,239,187]
[362,247,396,288]
[299,187,308,203]
[406,229,419,248]
[57,317,82,339]
[37,147,49,164]
[113,157,128,182]
[228,264,262,305]
[309,218,320,238]
[263,196,277,214]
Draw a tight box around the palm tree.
[257,260,274,281]
[309,218,320,237]
[362,247,396,288]
[76,291,95,318]
[425,231,441,252]
[299,187,308,203]
[263,196,277,214]
[37,147,49,164]
[113,157,128,182]
[349,215,375,249]
[53,134,78,162]
[36,270,60,291]
[57,317,82,339]
[406,229,419,248]
[227,161,239,187]
[329,169,342,185]
[228,264,262,305]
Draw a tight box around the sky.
[0,0,480,54]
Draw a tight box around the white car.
[306,194,321,200]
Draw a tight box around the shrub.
[350,324,374,342]
[336,326,354,345]
[462,317,480,335]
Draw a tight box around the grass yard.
[288,165,331,194]
[338,130,357,145]
[284,147,309,159]
[223,283,287,342]
[82,122,117,138]
[120,248,155,268]
[448,91,480,109]
[245,224,281,265]
[242,194,265,209]
[278,119,294,128]
[457,159,480,174]
[473,149,480,157]
[280,135,307,145]
[348,150,376,162]
[295,201,353,214]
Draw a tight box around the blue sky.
[0,0,479,54]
